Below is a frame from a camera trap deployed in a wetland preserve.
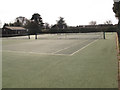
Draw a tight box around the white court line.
[3,39,99,56]
[70,39,98,56]
[52,40,87,54]
[2,50,70,56]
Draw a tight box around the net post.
[103,32,105,39]
[28,34,30,39]
[35,34,37,39]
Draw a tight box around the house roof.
[5,26,26,30]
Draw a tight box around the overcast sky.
[0,0,118,27]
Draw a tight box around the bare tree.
[104,20,112,25]
[89,21,97,25]
[15,16,28,26]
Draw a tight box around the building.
[2,26,27,36]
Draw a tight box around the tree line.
[113,1,120,42]
[2,13,117,35]
[3,13,68,34]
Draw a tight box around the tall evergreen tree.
[31,13,44,26]
[113,1,120,42]
[56,17,67,29]
[25,13,44,39]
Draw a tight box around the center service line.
[70,39,99,56]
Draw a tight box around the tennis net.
[2,32,103,40]
[37,32,103,40]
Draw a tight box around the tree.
[113,1,120,42]
[56,17,67,29]
[104,20,112,25]
[9,23,14,26]
[2,23,9,28]
[25,20,39,34]
[14,19,22,26]
[30,13,44,32]
[50,17,67,33]
[89,21,97,25]
[15,16,28,26]
[25,13,44,39]
[31,13,44,26]
[7,16,28,27]
[113,1,120,19]
[51,24,58,29]
[44,23,50,29]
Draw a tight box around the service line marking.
[52,40,87,54]
[70,39,99,56]
[2,50,70,56]
[3,39,99,56]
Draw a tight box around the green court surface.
[2,33,118,88]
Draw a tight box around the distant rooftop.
[5,26,26,30]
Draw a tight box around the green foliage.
[31,13,44,26]
[25,13,44,34]
[15,16,28,26]
[14,20,22,27]
[113,2,120,42]
[51,17,67,30]
[113,2,120,18]
[44,23,50,29]
[49,25,117,33]
[25,21,41,34]
[56,17,67,29]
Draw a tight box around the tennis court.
[2,32,118,88]
[2,33,102,56]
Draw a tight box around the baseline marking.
[3,39,99,56]
[2,50,70,56]
[2,39,98,56]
